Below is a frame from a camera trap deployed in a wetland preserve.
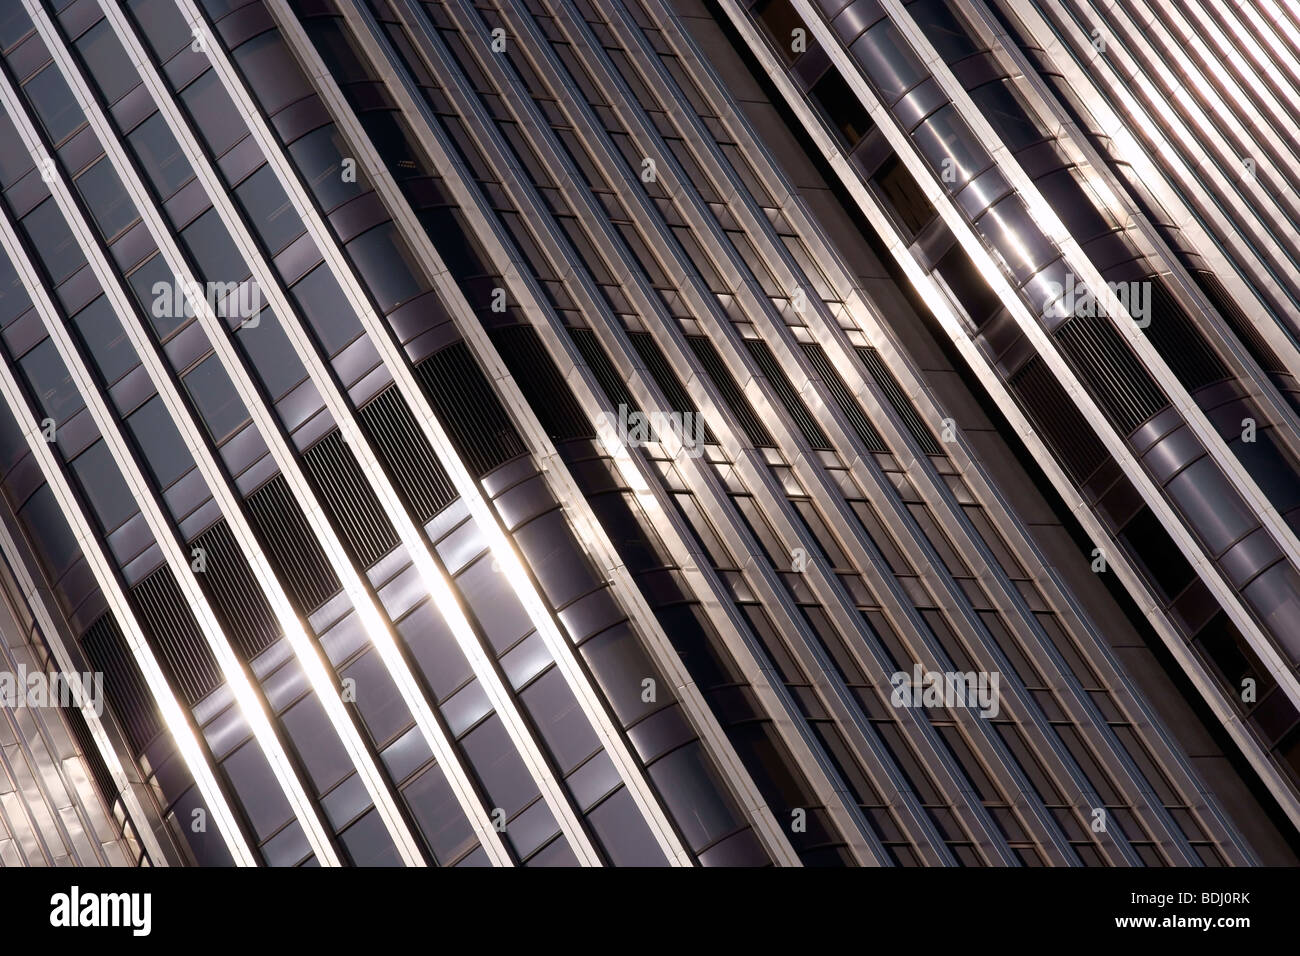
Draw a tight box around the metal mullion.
[885,0,1300,604]
[0,579,116,866]
[1021,0,1300,322]
[1212,0,1300,136]
[566,0,1195,860]
[934,0,1300,471]
[960,0,1300,392]
[1091,0,1300,254]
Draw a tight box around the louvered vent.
[357,386,457,523]
[303,430,400,568]
[81,613,162,755]
[1143,278,1229,391]
[800,342,886,452]
[687,335,774,447]
[413,341,526,476]
[1052,313,1169,435]
[490,325,594,442]
[131,566,223,707]
[1193,271,1287,374]
[190,519,280,661]
[63,695,120,809]
[627,331,718,443]
[743,338,832,450]
[569,328,640,412]
[246,475,341,614]
[854,346,943,455]
[1007,354,1108,484]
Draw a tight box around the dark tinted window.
[71,296,137,385]
[75,157,136,240]
[851,20,927,102]
[127,395,193,487]
[180,69,245,158]
[18,485,80,578]
[181,208,249,286]
[127,0,192,61]
[22,197,87,284]
[24,65,83,144]
[183,354,249,442]
[873,154,935,238]
[129,113,192,199]
[232,31,313,115]
[19,338,82,422]
[75,20,138,105]
[288,125,367,213]
[969,79,1045,151]
[236,312,306,401]
[347,224,429,314]
[809,69,872,146]
[291,264,359,353]
[128,254,188,340]
[235,165,301,255]
[71,440,136,531]
[909,0,981,62]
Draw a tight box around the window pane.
[232,31,313,115]
[18,338,82,423]
[128,254,188,340]
[129,113,192,199]
[22,198,87,284]
[126,395,193,487]
[346,224,429,313]
[75,20,137,105]
[236,311,306,401]
[71,296,136,385]
[75,157,137,240]
[18,484,80,579]
[235,165,301,255]
[24,65,83,143]
[71,440,136,531]
[851,20,927,102]
[288,125,367,213]
[183,354,248,442]
[180,69,244,158]
[291,264,360,354]
[181,207,249,286]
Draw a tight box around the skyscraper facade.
[0,0,1295,867]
